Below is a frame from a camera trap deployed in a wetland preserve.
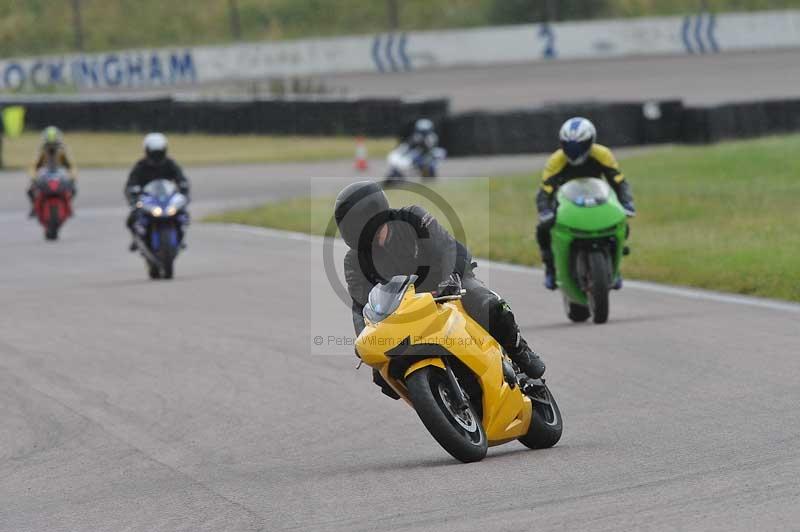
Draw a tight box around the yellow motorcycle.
[356,275,562,463]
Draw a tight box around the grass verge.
[0,132,394,170]
[207,135,800,302]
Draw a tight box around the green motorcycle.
[550,178,629,324]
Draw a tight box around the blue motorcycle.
[131,179,189,280]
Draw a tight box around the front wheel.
[518,383,563,449]
[406,366,487,463]
[45,205,60,240]
[156,226,177,280]
[148,262,161,280]
[586,250,611,324]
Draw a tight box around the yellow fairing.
[356,284,532,445]
[404,358,445,377]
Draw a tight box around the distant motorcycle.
[385,144,446,182]
[130,179,189,280]
[550,178,631,324]
[32,167,74,240]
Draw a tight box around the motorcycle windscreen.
[560,178,611,207]
[363,275,418,324]
[36,168,69,189]
[143,179,178,202]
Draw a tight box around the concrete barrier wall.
[1,10,799,92]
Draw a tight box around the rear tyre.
[563,295,590,323]
[406,366,487,463]
[518,384,563,449]
[45,205,59,240]
[587,250,611,324]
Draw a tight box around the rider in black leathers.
[335,181,546,399]
[124,133,190,251]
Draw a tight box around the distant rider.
[537,117,635,290]
[124,133,190,251]
[404,118,439,155]
[335,181,546,400]
[28,126,77,217]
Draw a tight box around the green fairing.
[550,178,628,306]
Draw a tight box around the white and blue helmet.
[559,117,596,165]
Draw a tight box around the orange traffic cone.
[355,137,369,171]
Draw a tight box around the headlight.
[166,205,178,216]
[151,206,163,217]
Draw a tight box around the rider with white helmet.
[124,133,191,251]
[537,117,635,289]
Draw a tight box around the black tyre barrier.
[3,96,798,154]
[3,96,447,138]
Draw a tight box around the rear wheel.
[518,383,563,449]
[586,250,611,324]
[406,366,487,463]
[45,205,59,240]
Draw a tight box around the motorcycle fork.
[443,358,469,411]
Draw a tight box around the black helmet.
[334,181,389,249]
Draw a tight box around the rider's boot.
[612,274,623,290]
[508,334,546,379]
[543,261,556,290]
[541,248,557,290]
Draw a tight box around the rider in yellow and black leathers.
[537,117,634,289]
[27,126,77,216]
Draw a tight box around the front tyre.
[518,383,563,449]
[45,205,60,240]
[406,366,487,463]
[587,250,611,324]
[156,226,177,280]
[148,262,161,280]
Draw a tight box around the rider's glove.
[538,209,555,223]
[435,273,462,297]
[621,201,636,217]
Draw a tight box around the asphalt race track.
[325,50,800,111]
[1,157,799,532]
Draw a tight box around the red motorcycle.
[32,168,74,240]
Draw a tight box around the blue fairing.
[136,179,188,254]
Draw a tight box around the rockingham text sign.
[2,9,798,92]
[0,50,196,92]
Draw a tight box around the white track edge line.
[215,223,800,314]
